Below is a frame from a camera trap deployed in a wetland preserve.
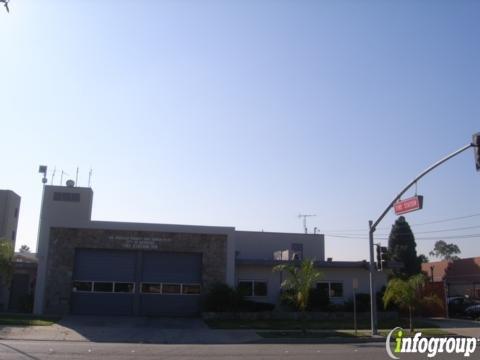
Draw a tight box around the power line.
[326,224,480,237]
[319,211,480,233]
[410,212,480,227]
[324,233,480,241]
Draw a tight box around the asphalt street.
[0,341,475,360]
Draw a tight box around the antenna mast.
[88,168,93,187]
[298,214,316,234]
[60,170,68,186]
[51,167,56,185]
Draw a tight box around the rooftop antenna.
[88,168,93,187]
[75,167,79,187]
[0,0,10,13]
[298,214,316,234]
[60,170,68,186]
[51,167,56,185]
[38,165,48,185]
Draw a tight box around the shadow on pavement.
[55,315,259,344]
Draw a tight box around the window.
[53,192,80,202]
[317,281,344,298]
[330,282,343,297]
[182,284,201,295]
[142,283,162,293]
[93,282,113,292]
[162,284,181,294]
[238,280,268,297]
[141,283,200,295]
[73,281,92,292]
[114,283,134,293]
[14,208,18,218]
[291,243,304,260]
[12,230,16,241]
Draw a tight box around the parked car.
[448,297,480,317]
[464,304,480,319]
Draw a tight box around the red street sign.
[394,195,424,215]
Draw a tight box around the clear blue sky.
[1,0,479,261]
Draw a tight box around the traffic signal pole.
[368,140,476,336]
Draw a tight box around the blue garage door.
[140,252,202,316]
[71,249,136,315]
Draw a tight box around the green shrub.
[242,300,275,312]
[204,283,243,312]
[345,293,371,312]
[308,288,330,311]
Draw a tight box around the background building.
[422,257,480,299]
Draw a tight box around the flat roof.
[54,220,236,236]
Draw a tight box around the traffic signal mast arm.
[370,142,475,233]
[368,138,477,336]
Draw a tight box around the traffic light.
[473,133,480,171]
[376,245,389,271]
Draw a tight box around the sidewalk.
[423,317,480,338]
[2,316,477,344]
[0,316,261,344]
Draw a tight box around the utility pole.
[368,137,478,336]
[298,214,316,234]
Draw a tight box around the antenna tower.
[298,214,316,234]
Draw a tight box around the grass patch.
[257,330,356,339]
[205,318,437,331]
[0,314,59,326]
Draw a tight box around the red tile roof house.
[422,257,480,299]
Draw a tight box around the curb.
[249,337,387,344]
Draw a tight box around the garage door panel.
[140,295,201,316]
[71,293,133,315]
[74,249,136,282]
[142,252,201,283]
[71,249,202,316]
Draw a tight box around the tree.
[0,238,14,287]
[383,274,439,333]
[19,245,31,253]
[418,254,429,263]
[388,216,422,278]
[273,259,323,334]
[429,240,461,261]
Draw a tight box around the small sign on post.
[394,195,423,215]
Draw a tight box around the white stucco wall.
[236,263,388,306]
[34,185,94,314]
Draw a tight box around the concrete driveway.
[0,316,260,344]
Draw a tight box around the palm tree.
[383,274,439,333]
[273,259,323,334]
